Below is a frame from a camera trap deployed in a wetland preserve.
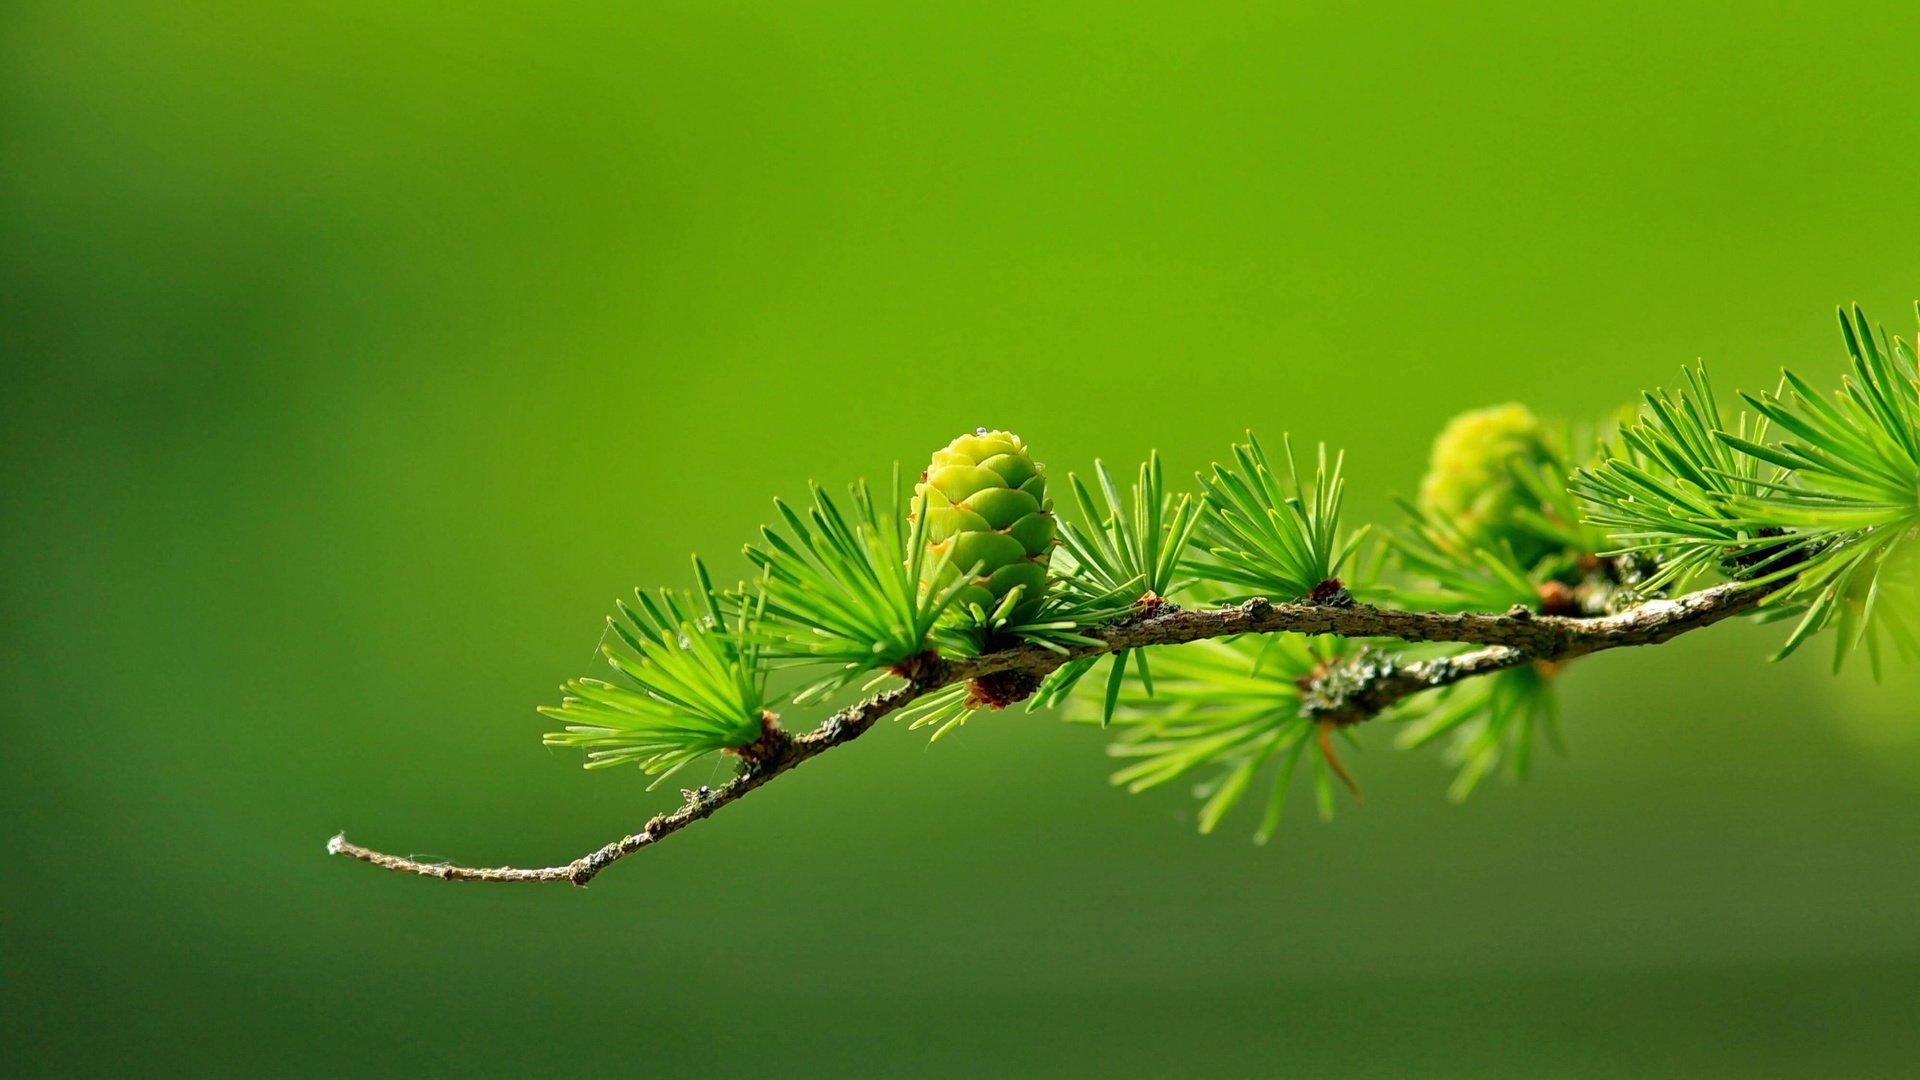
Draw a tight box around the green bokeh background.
[5,3,1919,1076]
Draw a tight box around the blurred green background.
[4,2,1919,1076]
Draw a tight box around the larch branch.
[328,578,1777,886]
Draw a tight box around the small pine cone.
[1417,403,1559,568]
[917,429,1055,622]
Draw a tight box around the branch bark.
[327,578,1777,886]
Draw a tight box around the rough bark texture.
[328,579,1776,886]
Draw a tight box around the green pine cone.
[917,428,1056,621]
[1417,403,1560,568]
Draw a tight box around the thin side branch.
[329,579,1777,885]
[1305,581,1783,724]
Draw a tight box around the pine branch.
[327,577,1776,886]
